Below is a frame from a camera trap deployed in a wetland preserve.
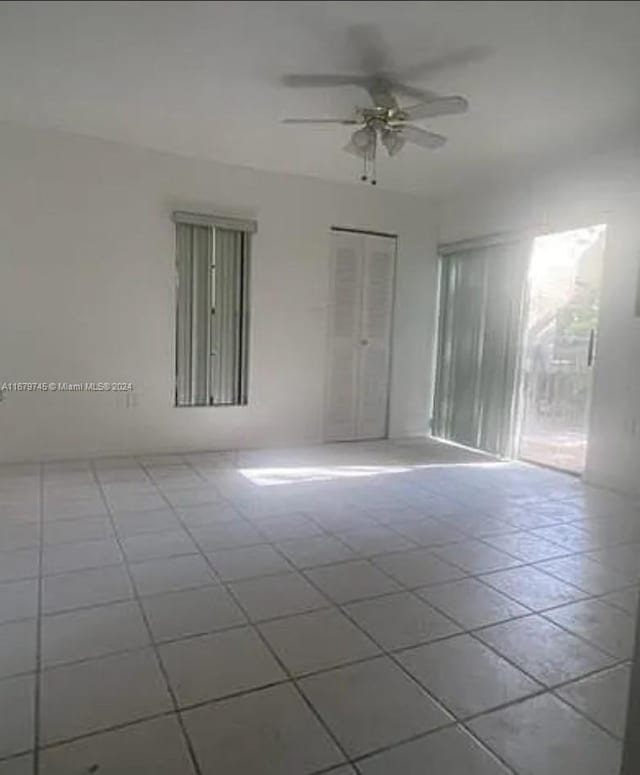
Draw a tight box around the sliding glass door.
[518,225,606,473]
[433,239,531,457]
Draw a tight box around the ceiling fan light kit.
[282,76,468,184]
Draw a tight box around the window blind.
[175,220,250,407]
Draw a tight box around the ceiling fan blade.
[283,72,396,110]
[399,125,447,149]
[395,46,491,82]
[385,79,442,103]
[365,76,399,110]
[348,24,390,74]
[403,96,468,121]
[282,74,367,88]
[282,118,359,125]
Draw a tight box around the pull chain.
[357,128,378,184]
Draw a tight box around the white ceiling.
[1,1,640,196]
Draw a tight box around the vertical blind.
[211,228,249,405]
[175,217,251,407]
[175,224,212,406]
[433,239,531,456]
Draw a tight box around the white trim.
[172,211,257,233]
[438,229,534,256]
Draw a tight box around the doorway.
[517,224,606,474]
[324,228,396,442]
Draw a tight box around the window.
[174,211,254,406]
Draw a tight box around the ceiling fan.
[281,26,476,184]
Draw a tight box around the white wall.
[437,149,640,497]
[0,124,439,462]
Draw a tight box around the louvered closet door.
[324,231,396,442]
[325,231,365,441]
[354,234,396,439]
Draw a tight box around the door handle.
[587,328,596,367]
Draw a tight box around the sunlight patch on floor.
[239,460,509,486]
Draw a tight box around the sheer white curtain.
[433,238,531,457]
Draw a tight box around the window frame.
[173,212,255,408]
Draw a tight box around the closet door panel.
[355,235,396,440]
[324,232,364,441]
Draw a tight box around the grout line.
[89,460,205,775]
[11,519,636,662]
[147,455,355,771]
[2,526,637,593]
[444,725,521,775]
[246,621,354,769]
[8,594,631,689]
[6,523,635,631]
[535,606,634,660]
[0,712,179,764]
[275,519,632,769]
[550,672,630,742]
[347,723,520,775]
[292,572,528,774]
[10,587,631,685]
[2,448,636,773]
[330,542,636,665]
[31,462,44,775]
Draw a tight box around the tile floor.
[0,438,638,774]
